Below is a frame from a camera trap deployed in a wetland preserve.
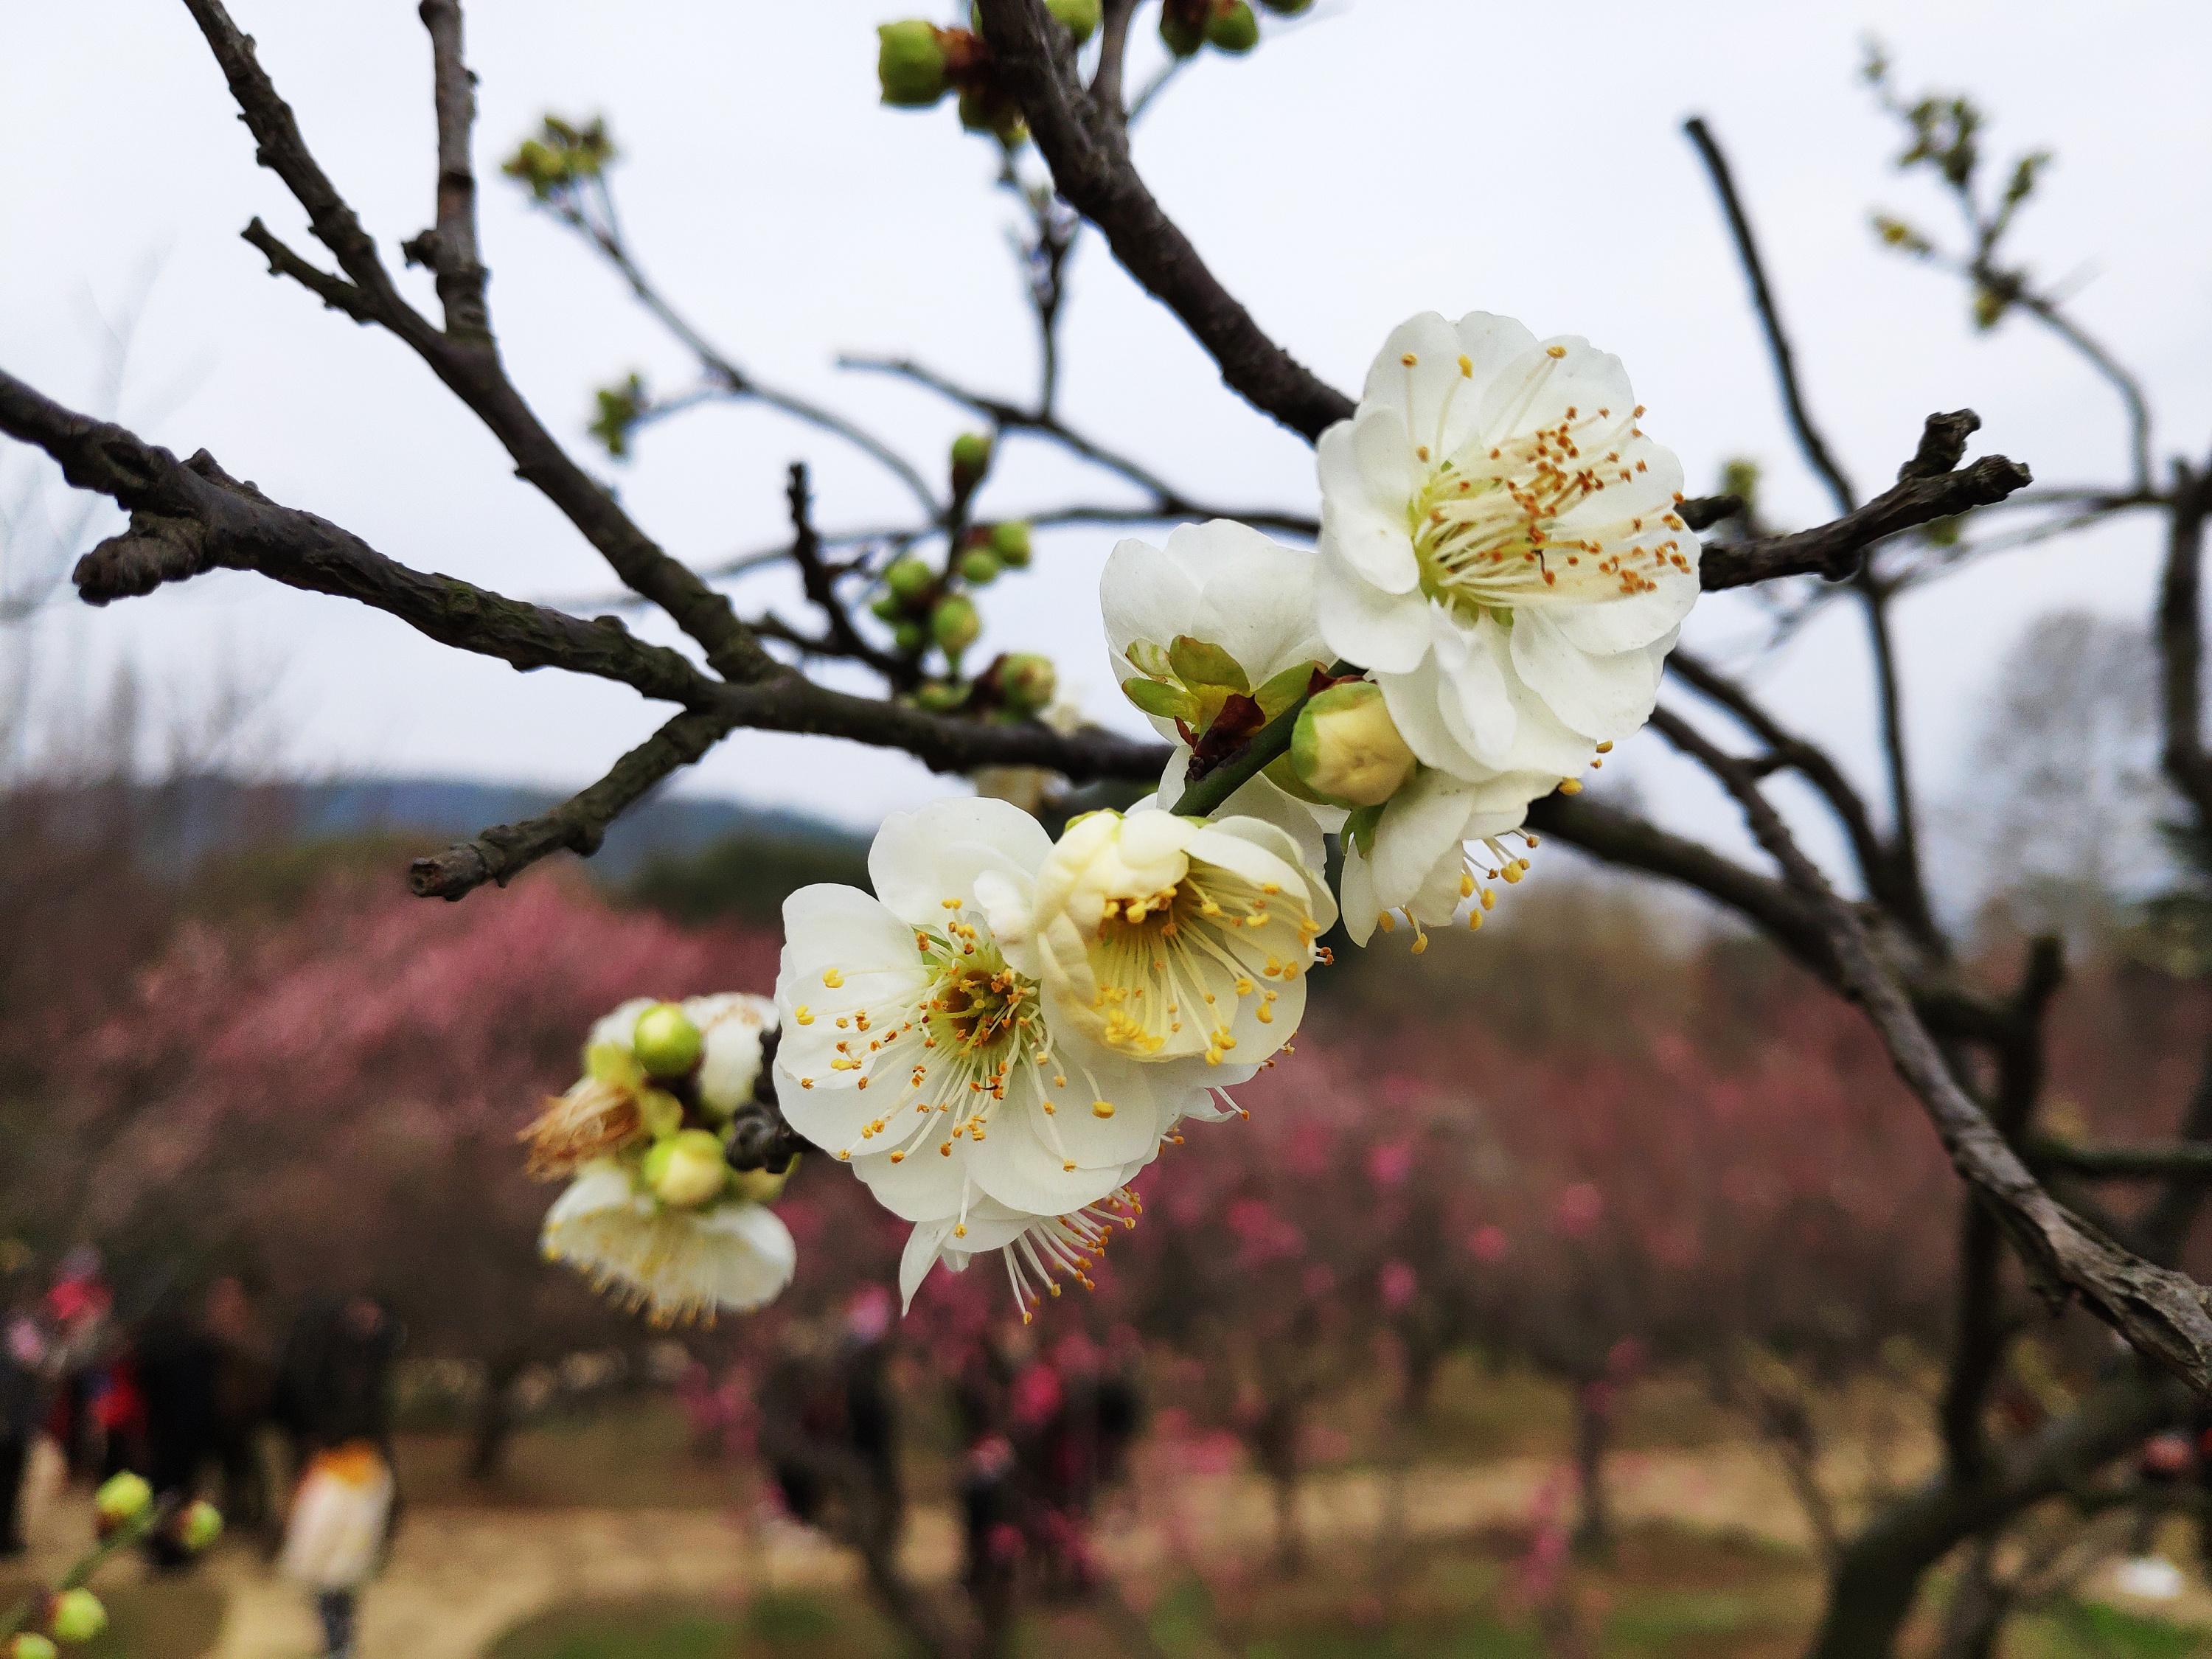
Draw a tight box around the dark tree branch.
[1697,440,2031,590]
[241,220,377,324]
[2157,459,2212,827]
[1684,115,1857,518]
[2031,1137,2212,1183]
[409,708,734,899]
[411,0,492,341]
[973,0,1356,442]
[784,462,904,681]
[181,0,776,683]
[1089,0,1141,116]
[1652,705,2212,1394]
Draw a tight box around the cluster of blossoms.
[537,310,1698,1321]
[528,995,798,1322]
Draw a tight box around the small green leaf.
[1253,660,1321,720]
[1345,803,1384,858]
[1124,639,1174,680]
[1169,636,1249,694]
[1121,677,1197,723]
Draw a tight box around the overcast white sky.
[5,0,2210,886]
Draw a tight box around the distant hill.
[135,773,864,883]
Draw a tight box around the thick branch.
[412,0,492,340]
[1697,444,2031,590]
[0,368,709,706]
[2158,462,2212,827]
[1654,706,2212,1393]
[973,0,1355,442]
[411,709,734,898]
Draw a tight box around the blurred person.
[204,1275,275,1535]
[275,1294,403,1659]
[44,1247,114,1478]
[0,1293,48,1557]
[134,1293,220,1570]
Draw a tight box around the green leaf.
[1253,660,1320,720]
[1344,803,1383,858]
[1168,635,1248,695]
[1121,677,1197,723]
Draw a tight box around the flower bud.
[893,619,928,654]
[1207,1,1260,52]
[931,595,981,658]
[885,554,936,602]
[877,21,950,108]
[958,548,1003,586]
[1290,681,1416,807]
[950,431,995,493]
[1259,0,1312,11]
[644,1129,731,1209]
[631,1002,703,1079]
[914,680,969,712]
[10,1638,57,1659]
[178,1499,223,1553]
[729,1163,795,1206]
[988,520,1032,568]
[1000,653,1057,714]
[1158,8,1206,56]
[869,592,903,622]
[49,1590,106,1645]
[1046,0,1103,41]
[94,1470,151,1529]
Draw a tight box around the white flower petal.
[1317,552,1430,675]
[1509,611,1663,740]
[868,798,1052,925]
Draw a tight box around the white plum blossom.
[1102,520,1341,871]
[1032,808,1335,1080]
[1339,766,1554,947]
[683,992,778,1117]
[773,797,1188,1234]
[540,1161,797,1323]
[1315,311,1700,788]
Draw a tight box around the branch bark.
[972,0,1356,442]
[411,0,492,341]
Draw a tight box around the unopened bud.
[1000,653,1057,715]
[894,619,928,654]
[989,520,1032,568]
[932,595,981,658]
[10,1637,57,1659]
[178,1499,223,1554]
[1207,1,1260,52]
[94,1471,152,1529]
[877,21,950,108]
[869,592,903,622]
[631,1002,703,1078]
[644,1130,731,1209]
[959,548,1003,586]
[49,1590,106,1645]
[950,431,995,493]
[1259,0,1312,11]
[914,680,970,712]
[1158,8,1206,56]
[1046,0,1103,41]
[1290,682,1416,807]
[885,554,936,602]
[730,1163,796,1206]
[956,88,1026,145]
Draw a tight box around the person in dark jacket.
[0,1298,47,1558]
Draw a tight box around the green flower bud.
[914,681,970,712]
[1259,0,1312,11]
[636,1086,684,1141]
[94,1470,152,1528]
[959,548,1003,586]
[644,1129,730,1209]
[1290,681,1416,807]
[1046,0,1103,41]
[869,592,903,622]
[932,595,981,658]
[730,1162,795,1206]
[956,89,1026,145]
[988,520,1032,567]
[1001,653,1057,714]
[950,431,995,492]
[1159,9,1206,56]
[49,1590,106,1645]
[886,554,936,602]
[178,1499,224,1553]
[1207,1,1259,52]
[11,1637,58,1659]
[631,1002,703,1079]
[893,619,929,654]
[877,21,950,108]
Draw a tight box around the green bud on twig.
[989,520,1032,568]
[94,1472,151,1529]
[10,1636,58,1659]
[49,1591,106,1646]
[914,680,970,712]
[178,1500,224,1554]
[1000,653,1057,714]
[950,431,995,494]
[1291,681,1416,807]
[644,1130,730,1209]
[931,595,981,658]
[893,619,929,654]
[1046,0,1103,41]
[885,554,936,602]
[632,1003,703,1079]
[959,548,1003,586]
[877,21,951,107]
[1208,1,1260,52]
[1159,7,1206,56]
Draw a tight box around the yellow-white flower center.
[1084,864,1317,1065]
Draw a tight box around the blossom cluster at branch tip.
[531,994,796,1323]
[774,795,1329,1319]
